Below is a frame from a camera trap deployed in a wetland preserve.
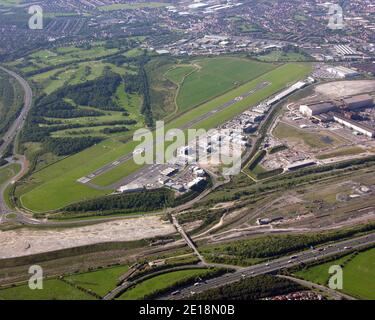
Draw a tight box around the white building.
[187,177,206,189]
[333,114,375,138]
[117,183,144,193]
[326,66,359,78]
[299,102,335,117]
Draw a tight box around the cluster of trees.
[248,150,266,171]
[191,275,302,300]
[62,188,175,214]
[32,95,104,119]
[121,54,153,127]
[0,158,8,167]
[269,145,288,154]
[101,126,129,134]
[63,73,123,111]
[44,137,103,156]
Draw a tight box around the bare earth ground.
[315,80,375,99]
[0,216,175,259]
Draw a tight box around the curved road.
[0,66,32,220]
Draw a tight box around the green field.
[175,57,275,111]
[118,269,210,300]
[65,265,129,297]
[164,65,197,84]
[273,122,347,149]
[19,63,311,212]
[295,248,375,300]
[0,163,21,185]
[0,279,94,300]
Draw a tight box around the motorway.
[80,81,270,189]
[165,232,375,300]
[0,66,32,221]
[0,66,32,156]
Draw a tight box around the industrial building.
[299,101,336,117]
[266,81,308,106]
[333,114,375,138]
[343,94,374,110]
[326,66,359,78]
[117,183,144,193]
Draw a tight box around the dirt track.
[0,216,175,259]
[315,80,375,99]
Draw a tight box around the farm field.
[0,279,94,300]
[117,269,210,300]
[18,62,311,212]
[295,247,375,300]
[173,57,275,112]
[65,265,129,297]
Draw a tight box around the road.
[0,66,32,220]
[164,232,375,300]
[0,66,32,156]
[172,215,206,263]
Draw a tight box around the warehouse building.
[333,114,375,138]
[343,94,374,110]
[326,66,359,78]
[299,101,336,117]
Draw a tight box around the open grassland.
[65,265,129,297]
[273,122,347,150]
[164,65,197,84]
[19,63,311,212]
[0,279,94,300]
[175,57,275,112]
[0,163,21,185]
[295,247,375,300]
[317,146,366,160]
[118,269,210,300]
